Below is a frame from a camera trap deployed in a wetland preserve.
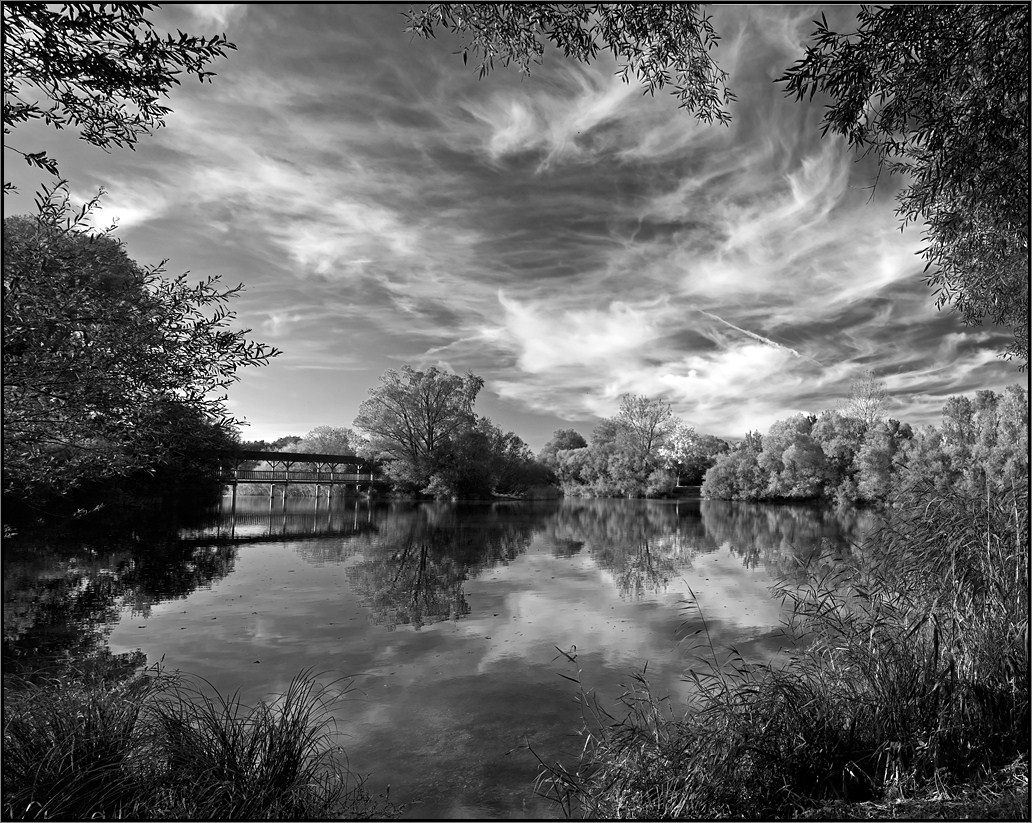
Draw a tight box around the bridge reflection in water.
[181,495,380,543]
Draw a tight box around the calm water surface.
[5,496,875,819]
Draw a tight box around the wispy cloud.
[30,4,1022,446]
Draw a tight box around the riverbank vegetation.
[703,386,1027,506]
[541,396,730,498]
[3,5,278,524]
[349,365,551,498]
[534,473,1029,818]
[2,667,398,820]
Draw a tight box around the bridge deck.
[211,449,387,494]
[216,470,378,484]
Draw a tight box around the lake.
[3,495,876,819]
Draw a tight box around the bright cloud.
[186,3,243,30]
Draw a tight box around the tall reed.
[535,478,1029,818]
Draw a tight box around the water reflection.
[4,497,880,820]
[700,500,877,579]
[543,499,702,597]
[3,536,236,675]
[538,499,876,597]
[3,498,877,675]
[343,502,556,630]
[181,494,381,542]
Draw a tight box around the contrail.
[696,308,823,366]
[696,309,797,353]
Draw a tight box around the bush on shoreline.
[535,477,1029,819]
[2,666,398,820]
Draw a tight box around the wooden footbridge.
[214,450,389,501]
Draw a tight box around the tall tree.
[758,414,827,499]
[658,422,728,485]
[2,4,273,501]
[3,200,278,495]
[3,2,235,189]
[538,428,588,469]
[353,365,483,491]
[844,369,889,430]
[618,394,674,468]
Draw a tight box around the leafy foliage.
[538,428,588,470]
[240,435,304,452]
[2,2,235,188]
[780,5,1030,365]
[353,365,483,492]
[277,426,357,456]
[353,365,547,497]
[2,189,279,496]
[618,394,674,467]
[405,3,734,124]
[552,394,726,497]
[703,386,1025,505]
[657,422,728,485]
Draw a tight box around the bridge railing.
[217,470,378,483]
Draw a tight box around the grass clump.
[535,479,1029,819]
[3,667,398,820]
[3,669,159,820]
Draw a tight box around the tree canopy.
[2,2,235,188]
[352,366,549,497]
[3,192,278,496]
[701,387,1027,505]
[844,370,888,430]
[407,4,1029,366]
[278,426,357,456]
[538,428,588,469]
[353,365,483,492]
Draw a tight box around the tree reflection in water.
[541,500,701,598]
[536,499,877,598]
[342,502,553,630]
[2,498,878,676]
[699,500,879,580]
[3,525,237,677]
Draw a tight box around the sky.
[5,4,1026,452]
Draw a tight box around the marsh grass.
[2,669,161,820]
[534,479,1029,819]
[2,666,398,820]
